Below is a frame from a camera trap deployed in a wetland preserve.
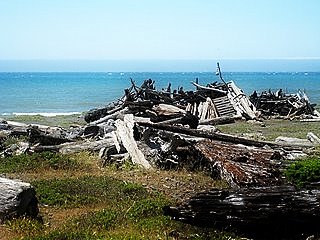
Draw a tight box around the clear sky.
[0,0,320,71]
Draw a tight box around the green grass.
[32,175,147,208]
[217,119,320,141]
[2,114,86,128]
[0,152,82,173]
[285,156,320,187]
[5,173,241,239]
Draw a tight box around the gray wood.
[0,177,39,222]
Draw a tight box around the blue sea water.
[1,72,320,116]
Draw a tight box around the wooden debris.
[165,185,320,239]
[115,114,152,169]
[32,138,114,154]
[250,89,318,119]
[0,177,39,222]
[192,140,281,187]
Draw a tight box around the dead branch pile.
[250,89,320,119]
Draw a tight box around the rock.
[0,177,39,222]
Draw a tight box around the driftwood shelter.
[1,64,320,238]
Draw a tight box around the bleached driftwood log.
[152,104,186,116]
[115,114,152,169]
[275,136,315,148]
[0,178,39,222]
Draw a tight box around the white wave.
[11,112,81,117]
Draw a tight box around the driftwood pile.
[250,89,320,119]
[85,77,257,126]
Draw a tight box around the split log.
[115,114,152,169]
[0,177,39,222]
[165,185,320,239]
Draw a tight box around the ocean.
[1,72,320,116]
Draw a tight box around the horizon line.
[1,58,320,61]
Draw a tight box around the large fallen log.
[191,140,281,187]
[0,177,39,222]
[136,121,313,149]
[165,185,320,239]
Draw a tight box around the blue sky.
[0,0,320,71]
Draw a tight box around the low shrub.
[285,156,320,187]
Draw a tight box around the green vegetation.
[285,156,320,187]
[1,151,238,239]
[2,135,28,148]
[5,174,238,240]
[0,152,82,173]
[2,114,86,128]
[217,119,320,141]
[32,176,147,208]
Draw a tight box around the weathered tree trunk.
[0,178,39,222]
[32,138,114,154]
[165,185,320,239]
[136,121,311,149]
